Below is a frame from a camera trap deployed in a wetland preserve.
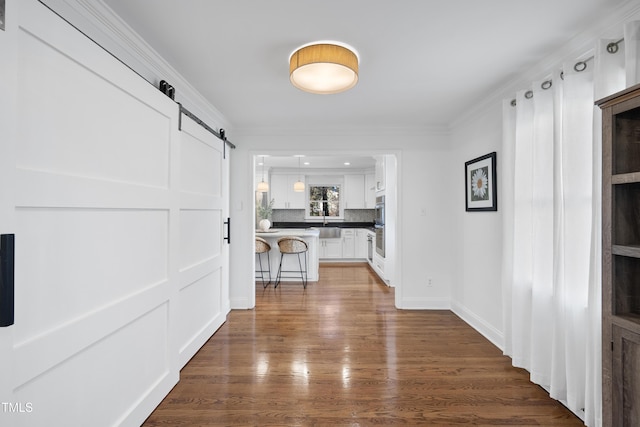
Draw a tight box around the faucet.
[323,213,328,226]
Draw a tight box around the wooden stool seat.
[255,237,272,287]
[275,236,308,288]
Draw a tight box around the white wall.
[228,130,456,310]
[450,105,505,348]
[396,141,456,308]
[445,0,640,351]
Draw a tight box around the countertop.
[255,228,320,237]
[273,222,375,231]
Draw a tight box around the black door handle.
[223,218,231,244]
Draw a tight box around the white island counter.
[255,228,320,282]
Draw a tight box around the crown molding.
[234,124,451,138]
[451,0,640,130]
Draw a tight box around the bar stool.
[275,236,308,289]
[255,237,272,288]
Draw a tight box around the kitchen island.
[255,228,320,283]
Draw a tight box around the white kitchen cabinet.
[342,229,355,258]
[374,156,386,192]
[319,229,370,260]
[271,174,305,209]
[355,229,369,259]
[373,252,385,280]
[365,173,376,208]
[320,238,343,258]
[344,174,366,209]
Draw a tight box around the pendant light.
[257,156,269,193]
[289,42,359,94]
[293,156,305,192]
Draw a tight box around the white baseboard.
[230,297,252,309]
[450,301,504,351]
[399,297,450,310]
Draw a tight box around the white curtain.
[502,23,639,426]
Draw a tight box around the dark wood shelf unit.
[612,254,640,320]
[612,313,640,331]
[597,82,640,427]
[612,245,640,258]
[612,172,640,184]
[613,183,640,246]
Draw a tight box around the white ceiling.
[101,0,626,169]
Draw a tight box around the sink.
[316,227,341,238]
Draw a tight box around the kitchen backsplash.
[272,209,305,222]
[272,209,375,223]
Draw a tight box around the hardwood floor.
[143,263,584,426]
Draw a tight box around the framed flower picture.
[465,152,497,212]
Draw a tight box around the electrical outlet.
[427,278,433,287]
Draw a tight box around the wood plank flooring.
[143,263,584,426]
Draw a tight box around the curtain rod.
[510,37,625,106]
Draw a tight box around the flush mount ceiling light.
[289,42,359,94]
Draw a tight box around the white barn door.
[176,114,230,369]
[0,1,230,425]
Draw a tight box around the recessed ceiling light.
[344,162,351,166]
[304,162,310,165]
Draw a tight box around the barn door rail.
[34,2,236,157]
[178,104,236,158]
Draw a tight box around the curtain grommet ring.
[574,61,587,72]
[541,80,552,90]
[524,90,533,99]
[607,42,619,54]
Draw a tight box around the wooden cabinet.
[373,252,385,280]
[270,174,305,209]
[597,84,640,427]
[355,229,369,259]
[342,229,355,258]
[344,175,366,209]
[319,238,343,258]
[318,229,370,260]
[339,229,370,260]
[611,325,640,427]
[365,173,376,208]
[374,156,386,192]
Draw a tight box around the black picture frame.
[465,152,497,212]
